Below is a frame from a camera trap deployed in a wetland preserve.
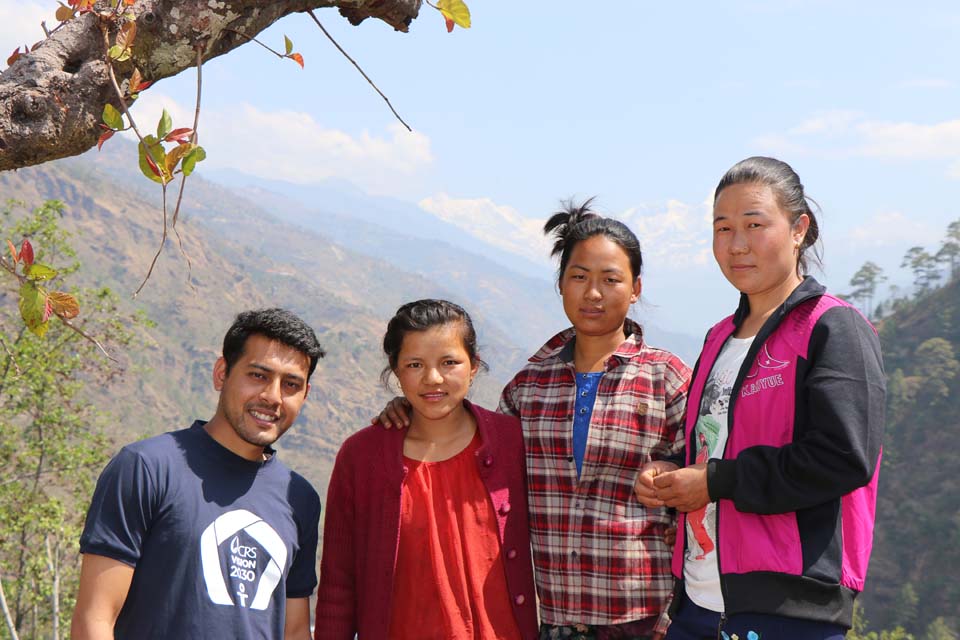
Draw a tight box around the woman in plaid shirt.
[379,200,691,639]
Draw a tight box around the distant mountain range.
[0,139,698,500]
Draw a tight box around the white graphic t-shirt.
[684,335,754,612]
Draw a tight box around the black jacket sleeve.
[708,306,885,514]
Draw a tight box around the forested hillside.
[856,277,960,635]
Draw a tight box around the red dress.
[388,432,524,639]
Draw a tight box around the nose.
[729,229,749,254]
[584,281,601,301]
[259,378,282,405]
[424,367,443,385]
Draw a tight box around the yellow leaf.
[117,19,137,50]
[129,68,142,95]
[437,0,470,28]
[48,291,80,320]
[165,142,193,176]
[55,4,74,22]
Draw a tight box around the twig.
[102,22,172,298]
[0,336,21,377]
[170,45,204,295]
[100,24,150,150]
[58,318,118,364]
[133,185,168,298]
[223,28,286,58]
[306,11,412,132]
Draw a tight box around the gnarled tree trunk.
[0,0,420,171]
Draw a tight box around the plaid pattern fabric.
[500,319,690,627]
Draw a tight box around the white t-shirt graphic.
[684,336,753,612]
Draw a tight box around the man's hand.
[652,463,710,512]
[284,597,311,640]
[371,396,411,429]
[70,554,134,640]
[634,460,679,507]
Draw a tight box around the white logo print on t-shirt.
[199,509,287,610]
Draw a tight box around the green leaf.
[107,44,131,62]
[181,145,206,176]
[138,135,166,184]
[156,108,172,140]
[102,103,124,130]
[284,35,293,55]
[18,281,49,337]
[25,263,58,281]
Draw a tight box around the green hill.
[0,145,531,503]
[859,279,960,633]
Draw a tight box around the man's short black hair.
[222,308,325,379]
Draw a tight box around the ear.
[303,382,311,400]
[793,213,811,246]
[630,276,642,304]
[213,357,227,391]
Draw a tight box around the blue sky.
[5,1,960,336]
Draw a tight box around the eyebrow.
[568,264,625,274]
[713,210,765,222]
[249,362,306,385]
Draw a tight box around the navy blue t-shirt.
[80,421,321,639]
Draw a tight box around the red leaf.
[97,129,115,150]
[6,239,18,265]
[445,16,455,32]
[123,0,136,4]
[42,298,53,323]
[20,239,34,266]
[164,128,193,144]
[137,80,154,92]
[289,53,304,69]
[7,47,20,66]
[144,150,162,177]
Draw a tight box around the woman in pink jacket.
[315,299,538,640]
[636,157,885,639]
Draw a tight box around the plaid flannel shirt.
[499,319,690,629]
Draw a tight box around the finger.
[653,473,673,489]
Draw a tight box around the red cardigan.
[314,401,538,640]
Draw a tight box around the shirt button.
[507,549,518,559]
[484,456,493,467]
[579,407,587,414]
[580,390,588,397]
[570,550,578,557]
[500,503,511,514]
[515,595,525,605]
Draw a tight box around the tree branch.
[0,0,422,171]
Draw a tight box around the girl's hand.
[652,463,709,512]
[372,396,412,429]
[634,460,679,507]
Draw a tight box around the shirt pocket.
[596,516,673,590]
[591,390,668,473]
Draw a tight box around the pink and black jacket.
[671,277,885,627]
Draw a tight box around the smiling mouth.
[249,409,279,425]
[421,392,446,402]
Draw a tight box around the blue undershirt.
[572,372,604,478]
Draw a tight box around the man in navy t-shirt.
[71,308,325,640]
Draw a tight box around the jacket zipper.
[716,612,727,639]
[712,285,822,623]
